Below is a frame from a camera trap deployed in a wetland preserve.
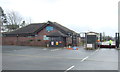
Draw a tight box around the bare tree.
[1,10,32,32]
[5,10,23,31]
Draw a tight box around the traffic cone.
[67,45,73,50]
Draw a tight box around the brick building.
[2,21,81,47]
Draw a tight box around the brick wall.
[2,25,69,46]
[2,25,81,47]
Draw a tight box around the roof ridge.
[30,23,46,25]
[53,22,76,33]
[3,21,77,37]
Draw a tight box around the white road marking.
[81,48,100,62]
[64,65,75,72]
[50,49,61,51]
[81,56,89,62]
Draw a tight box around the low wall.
[2,37,49,46]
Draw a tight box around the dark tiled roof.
[3,23,45,35]
[3,21,77,36]
[47,31,67,37]
[52,22,76,34]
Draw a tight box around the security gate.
[99,33,119,48]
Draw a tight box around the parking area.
[2,45,118,71]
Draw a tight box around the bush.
[28,39,34,42]
[37,39,41,41]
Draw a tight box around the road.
[2,45,118,71]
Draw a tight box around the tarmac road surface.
[2,45,118,71]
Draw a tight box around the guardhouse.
[85,31,99,49]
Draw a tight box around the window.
[43,35,49,40]
[87,35,97,43]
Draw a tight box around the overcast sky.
[0,0,119,37]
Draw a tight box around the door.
[49,37,66,47]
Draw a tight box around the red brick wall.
[2,25,67,46]
[76,37,81,46]
[66,37,72,46]
[2,37,17,45]
[2,25,81,47]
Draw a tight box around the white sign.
[87,44,92,48]
[51,41,54,45]
[87,33,96,35]
[43,35,49,40]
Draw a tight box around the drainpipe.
[16,34,18,45]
